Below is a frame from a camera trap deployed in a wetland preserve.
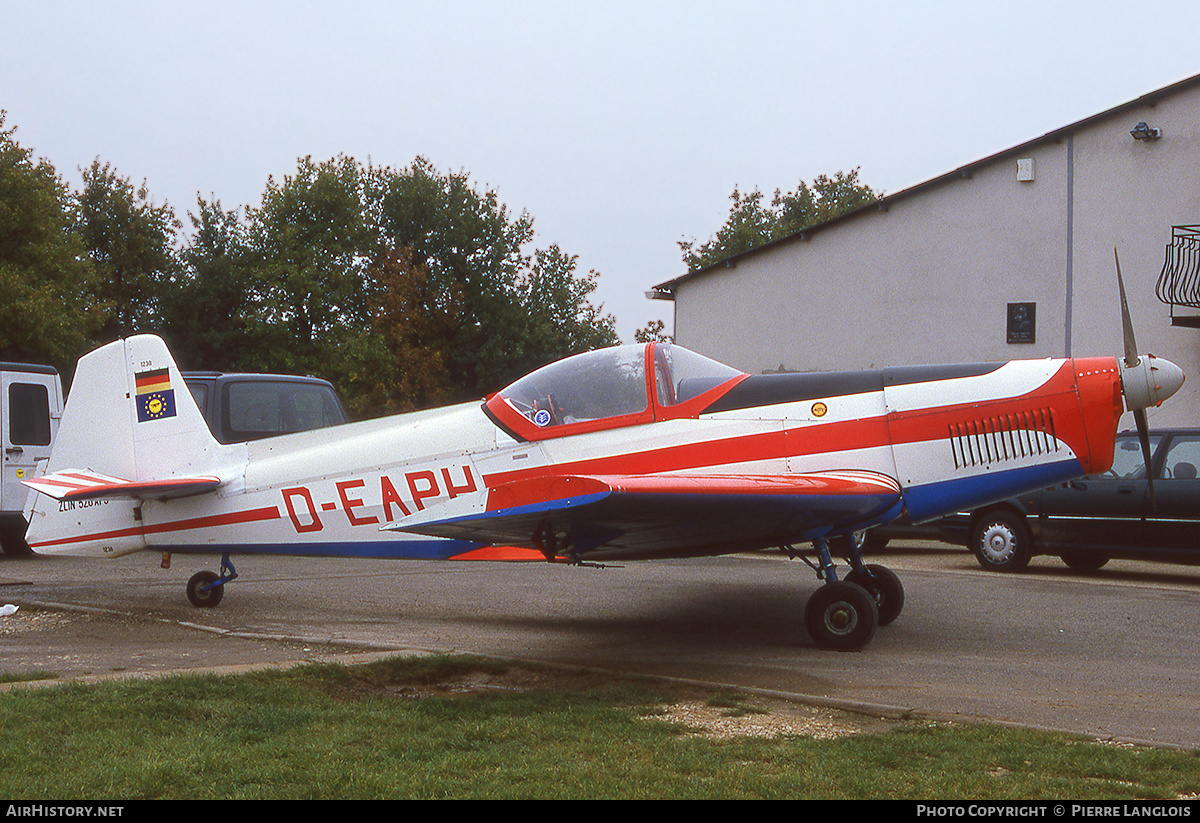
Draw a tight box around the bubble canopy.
[484,343,746,441]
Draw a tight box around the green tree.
[150,152,617,415]
[340,247,458,417]
[240,155,373,377]
[680,169,878,272]
[366,157,617,399]
[0,113,101,374]
[520,245,618,369]
[634,319,672,344]
[159,197,256,370]
[76,159,181,340]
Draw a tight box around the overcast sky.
[3,1,1199,343]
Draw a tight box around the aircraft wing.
[390,471,903,558]
[22,469,223,501]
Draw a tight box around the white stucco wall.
[667,78,1200,430]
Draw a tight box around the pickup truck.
[181,371,348,445]
[0,366,348,555]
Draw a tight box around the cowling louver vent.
[949,409,1058,470]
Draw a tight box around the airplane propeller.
[1115,247,1186,508]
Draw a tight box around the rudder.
[46,335,221,481]
[23,335,231,557]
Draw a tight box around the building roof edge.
[649,71,1200,299]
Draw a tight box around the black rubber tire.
[971,510,1033,572]
[845,564,905,626]
[186,570,224,608]
[862,531,889,553]
[805,581,878,650]
[0,517,33,557]
[1060,550,1110,572]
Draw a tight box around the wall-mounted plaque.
[1007,302,1035,344]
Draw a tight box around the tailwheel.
[186,571,223,608]
[805,581,878,651]
[185,554,238,608]
[845,564,904,626]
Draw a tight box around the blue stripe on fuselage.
[900,459,1084,524]
[158,538,486,561]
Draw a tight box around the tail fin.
[23,336,234,556]
[39,335,227,488]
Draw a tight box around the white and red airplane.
[21,305,1183,649]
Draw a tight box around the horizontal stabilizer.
[23,469,222,501]
[391,471,903,558]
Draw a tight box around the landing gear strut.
[792,536,904,650]
[186,554,238,608]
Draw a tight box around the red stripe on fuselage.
[482,360,1089,487]
[482,419,887,488]
[29,506,282,549]
[141,506,282,536]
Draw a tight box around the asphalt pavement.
[2,542,1199,750]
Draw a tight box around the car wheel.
[1059,550,1109,572]
[971,511,1032,572]
[862,532,889,552]
[830,529,889,555]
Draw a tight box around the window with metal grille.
[1155,225,1200,326]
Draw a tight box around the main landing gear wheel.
[805,581,878,651]
[187,571,224,608]
[845,564,905,626]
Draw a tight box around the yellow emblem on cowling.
[812,402,828,418]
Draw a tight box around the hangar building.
[649,73,1200,430]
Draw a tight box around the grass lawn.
[1,655,1197,800]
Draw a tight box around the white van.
[1,363,64,555]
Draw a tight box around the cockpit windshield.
[500,344,647,429]
[653,344,742,406]
[487,342,745,440]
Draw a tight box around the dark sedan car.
[937,428,1200,572]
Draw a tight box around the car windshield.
[225,381,344,439]
[1109,434,1165,478]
